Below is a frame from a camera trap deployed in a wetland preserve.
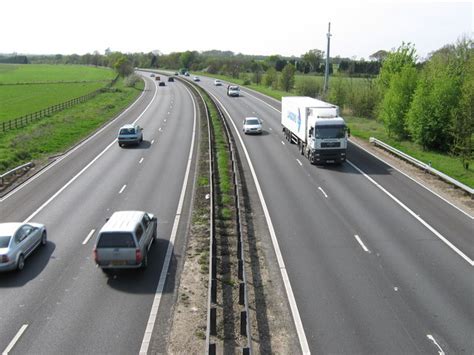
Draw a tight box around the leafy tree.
[408,37,473,153]
[369,50,389,62]
[452,55,474,168]
[379,65,417,138]
[264,67,277,88]
[279,64,296,92]
[376,43,418,138]
[114,56,133,77]
[302,49,323,72]
[376,42,417,94]
[179,51,197,69]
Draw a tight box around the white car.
[214,79,222,86]
[243,117,263,135]
[193,76,200,82]
[0,222,47,272]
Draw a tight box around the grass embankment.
[0,64,115,121]
[191,71,473,188]
[0,78,144,172]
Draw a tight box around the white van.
[93,211,157,271]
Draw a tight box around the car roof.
[99,211,146,233]
[245,117,260,121]
[0,223,22,236]
[120,124,136,129]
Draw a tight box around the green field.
[0,64,116,122]
[0,64,115,83]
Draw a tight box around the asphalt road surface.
[0,73,198,354]
[189,75,474,354]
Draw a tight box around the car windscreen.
[97,232,136,248]
[315,125,345,139]
[0,236,11,248]
[246,119,260,125]
[119,128,135,135]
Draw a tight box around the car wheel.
[141,253,148,269]
[17,254,25,271]
[41,231,47,246]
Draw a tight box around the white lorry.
[281,96,349,164]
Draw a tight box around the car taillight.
[135,249,142,264]
[0,255,9,263]
[93,248,98,263]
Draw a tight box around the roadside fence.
[0,76,118,133]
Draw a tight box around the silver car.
[0,223,47,272]
[243,117,263,134]
[118,123,143,147]
[93,211,157,271]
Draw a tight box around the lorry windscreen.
[315,125,345,139]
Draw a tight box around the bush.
[326,76,346,106]
[296,77,322,98]
[124,74,142,87]
[347,78,379,119]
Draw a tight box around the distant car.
[150,73,155,77]
[159,82,166,86]
[174,72,179,75]
[193,76,200,82]
[184,72,190,76]
[93,211,157,271]
[0,222,47,272]
[168,77,174,82]
[243,117,263,134]
[227,85,240,97]
[118,123,143,147]
[155,76,161,81]
[214,79,222,86]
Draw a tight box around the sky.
[1,0,472,60]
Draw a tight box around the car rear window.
[97,232,136,248]
[246,119,260,125]
[0,236,11,248]
[120,128,135,135]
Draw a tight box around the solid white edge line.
[349,139,473,220]
[0,76,152,203]
[82,229,95,245]
[22,79,159,224]
[139,84,196,354]
[427,334,445,355]
[119,185,127,194]
[207,92,311,354]
[2,324,28,355]
[347,160,474,266]
[318,187,328,198]
[354,234,370,253]
[296,159,303,166]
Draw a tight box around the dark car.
[159,82,165,86]
[168,77,174,82]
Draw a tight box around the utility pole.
[323,22,332,94]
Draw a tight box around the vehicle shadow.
[120,140,152,150]
[0,241,56,287]
[102,238,175,295]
